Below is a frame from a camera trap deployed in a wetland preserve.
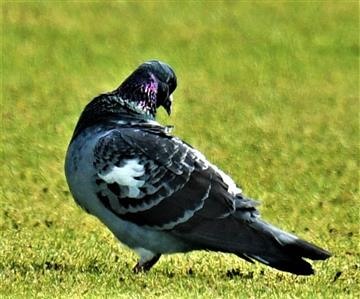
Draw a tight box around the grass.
[1,1,359,298]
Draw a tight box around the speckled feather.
[91,122,254,230]
[65,60,331,275]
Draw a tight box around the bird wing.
[93,123,259,233]
[91,124,331,275]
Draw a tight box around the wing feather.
[93,124,259,230]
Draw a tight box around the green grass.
[1,1,359,298]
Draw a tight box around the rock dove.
[65,60,331,275]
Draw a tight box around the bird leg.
[133,254,161,273]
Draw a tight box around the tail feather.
[282,238,331,260]
[173,216,331,275]
[242,220,332,275]
[244,252,315,275]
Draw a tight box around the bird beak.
[163,95,173,115]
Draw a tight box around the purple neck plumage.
[115,72,160,119]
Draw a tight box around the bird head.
[115,60,177,118]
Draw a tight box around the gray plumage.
[65,60,331,275]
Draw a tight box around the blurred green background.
[1,1,359,298]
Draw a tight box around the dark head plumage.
[71,60,177,141]
[114,60,177,116]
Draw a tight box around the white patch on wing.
[98,159,145,198]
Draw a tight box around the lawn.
[1,1,359,298]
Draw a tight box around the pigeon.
[65,60,331,275]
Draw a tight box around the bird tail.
[173,215,331,275]
[238,220,331,275]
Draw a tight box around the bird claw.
[132,254,161,274]
[132,262,144,274]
